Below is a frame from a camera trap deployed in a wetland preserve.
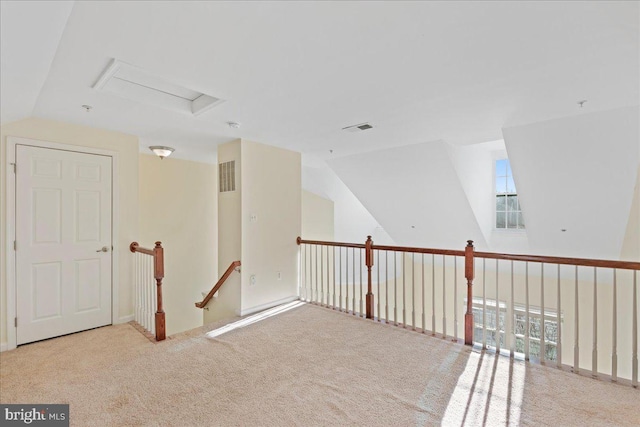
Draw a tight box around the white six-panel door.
[16,145,112,345]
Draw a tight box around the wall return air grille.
[93,59,224,116]
[219,161,236,193]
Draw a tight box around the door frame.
[5,136,120,351]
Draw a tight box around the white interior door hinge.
[10,163,16,173]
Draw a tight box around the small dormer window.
[495,159,524,229]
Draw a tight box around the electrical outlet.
[250,274,256,286]
[250,214,258,223]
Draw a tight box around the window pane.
[507,195,519,211]
[506,160,512,176]
[507,211,518,228]
[506,176,516,193]
[496,159,507,176]
[530,340,540,358]
[517,212,525,229]
[529,318,541,339]
[496,195,506,211]
[544,320,557,343]
[496,176,506,193]
[496,212,506,228]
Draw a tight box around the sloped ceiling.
[503,106,639,259]
[0,1,73,124]
[302,163,395,245]
[327,141,487,250]
[1,2,638,258]
[0,2,637,162]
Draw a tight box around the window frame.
[469,297,561,361]
[494,158,525,231]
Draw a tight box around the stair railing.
[297,236,639,387]
[130,241,166,341]
[195,261,241,309]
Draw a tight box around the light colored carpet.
[1,303,638,426]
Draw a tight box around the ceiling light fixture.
[577,100,587,108]
[227,121,241,129]
[82,104,92,112]
[149,146,175,160]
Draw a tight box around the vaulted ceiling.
[2,1,638,162]
[2,1,638,257]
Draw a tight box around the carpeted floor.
[1,303,638,426]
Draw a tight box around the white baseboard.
[237,296,300,317]
[0,342,8,352]
[117,314,135,324]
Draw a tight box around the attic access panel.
[93,59,224,116]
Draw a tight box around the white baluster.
[454,257,458,341]
[525,262,530,361]
[412,253,416,330]
[557,264,562,368]
[592,267,597,377]
[574,265,580,374]
[443,255,447,337]
[495,259,500,351]
[432,254,436,334]
[612,269,617,382]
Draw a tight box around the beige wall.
[139,154,217,335]
[241,140,301,314]
[0,118,139,348]
[204,140,242,324]
[302,190,334,241]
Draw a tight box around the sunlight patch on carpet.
[441,351,525,426]
[205,301,306,339]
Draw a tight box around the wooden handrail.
[296,237,640,271]
[129,241,154,256]
[195,260,241,309]
[297,237,366,249]
[473,251,640,270]
[130,241,166,341]
[372,244,465,257]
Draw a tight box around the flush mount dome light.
[149,146,175,160]
[94,59,224,116]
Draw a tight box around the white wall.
[503,106,639,259]
[621,166,639,261]
[302,163,394,245]
[139,153,217,335]
[302,190,334,241]
[448,140,499,247]
[0,118,139,348]
[327,140,487,250]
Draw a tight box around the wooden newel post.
[464,240,475,346]
[153,241,166,341]
[365,236,374,319]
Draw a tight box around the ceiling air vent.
[342,122,373,133]
[93,59,224,116]
[219,161,236,193]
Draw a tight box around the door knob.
[96,246,109,253]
